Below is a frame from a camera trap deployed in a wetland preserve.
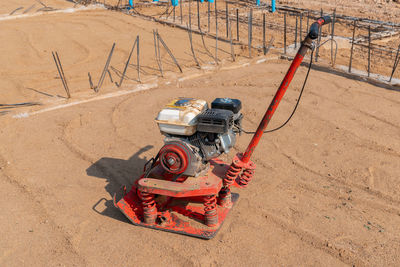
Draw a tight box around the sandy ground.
[1,1,400,267]
[1,59,400,266]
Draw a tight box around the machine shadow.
[87,145,154,224]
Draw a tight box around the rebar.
[180,0,183,24]
[263,13,266,55]
[299,12,303,41]
[153,30,163,76]
[208,1,210,32]
[155,32,163,71]
[0,102,41,108]
[389,44,400,82]
[197,0,201,30]
[36,6,54,12]
[228,16,235,61]
[52,51,71,98]
[54,52,69,96]
[368,25,371,77]
[226,2,229,38]
[199,26,216,62]
[294,14,298,48]
[137,36,141,82]
[165,2,171,20]
[23,4,36,14]
[331,9,336,66]
[118,37,138,87]
[10,7,24,15]
[188,24,201,67]
[236,8,239,41]
[248,8,253,58]
[284,12,287,54]
[35,0,47,7]
[107,69,114,84]
[189,0,192,29]
[95,43,116,92]
[88,72,94,89]
[157,32,183,73]
[215,0,218,62]
[349,20,356,73]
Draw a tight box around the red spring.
[217,187,231,208]
[223,161,242,187]
[238,168,255,188]
[204,195,218,227]
[219,162,241,208]
[138,190,157,224]
[204,195,217,212]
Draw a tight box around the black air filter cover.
[197,109,234,134]
[211,98,242,114]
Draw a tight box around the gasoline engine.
[155,98,242,177]
[114,16,332,239]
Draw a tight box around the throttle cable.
[241,46,316,134]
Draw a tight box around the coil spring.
[138,190,157,224]
[204,195,217,212]
[223,161,242,187]
[138,191,156,209]
[239,168,255,188]
[204,195,218,227]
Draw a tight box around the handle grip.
[320,16,332,25]
[308,16,332,40]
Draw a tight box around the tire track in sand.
[273,141,400,209]
[60,118,128,188]
[60,97,147,188]
[295,180,400,218]
[0,154,87,265]
[308,90,400,131]
[262,210,367,267]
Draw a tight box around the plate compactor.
[114,16,332,239]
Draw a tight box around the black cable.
[241,48,315,134]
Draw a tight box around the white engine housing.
[155,98,208,136]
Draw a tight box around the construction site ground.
[1,1,400,266]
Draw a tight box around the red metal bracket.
[114,159,240,239]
